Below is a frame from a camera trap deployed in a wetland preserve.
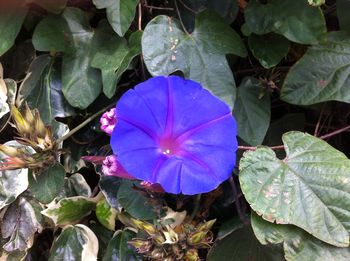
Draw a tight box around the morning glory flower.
[111,76,237,195]
[101,155,134,179]
[100,108,117,135]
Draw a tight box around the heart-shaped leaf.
[239,131,350,247]
[142,11,247,109]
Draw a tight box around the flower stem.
[56,103,115,144]
[190,194,201,221]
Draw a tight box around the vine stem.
[189,194,202,221]
[238,124,350,151]
[56,103,115,144]
[174,0,190,35]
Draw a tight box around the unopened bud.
[197,219,216,232]
[184,249,199,261]
[24,104,35,125]
[128,239,152,253]
[0,145,21,157]
[34,110,46,138]
[153,234,165,245]
[132,219,157,236]
[11,106,30,134]
[187,230,208,246]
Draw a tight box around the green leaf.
[61,8,102,109]
[29,0,67,14]
[103,230,140,261]
[248,33,289,69]
[207,223,284,261]
[19,55,74,134]
[233,77,271,146]
[281,31,350,105]
[28,163,66,204]
[1,197,43,252]
[90,221,114,260]
[337,0,350,31]
[49,224,98,261]
[142,11,247,109]
[90,21,141,98]
[56,173,92,200]
[0,78,17,132]
[0,8,27,56]
[245,0,326,44]
[99,176,123,210]
[32,8,102,109]
[251,212,350,261]
[41,196,96,226]
[0,141,29,210]
[92,0,139,36]
[96,197,117,231]
[239,131,350,247]
[117,181,157,220]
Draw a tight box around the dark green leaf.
[248,33,289,69]
[41,196,96,226]
[92,0,138,36]
[251,212,350,261]
[281,31,350,105]
[239,131,350,247]
[245,0,326,44]
[91,21,142,98]
[0,8,27,56]
[207,223,284,261]
[99,175,123,210]
[32,8,102,109]
[103,230,140,261]
[90,221,114,260]
[96,197,117,230]
[234,77,271,146]
[337,0,350,31]
[28,163,66,204]
[142,11,247,109]
[117,181,157,220]
[32,16,71,52]
[0,141,29,210]
[49,224,98,261]
[1,197,43,252]
[56,173,92,200]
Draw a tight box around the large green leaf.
[0,141,29,210]
[91,21,142,98]
[99,176,123,210]
[337,0,350,31]
[142,11,247,109]
[102,230,139,261]
[207,223,284,261]
[96,197,117,231]
[281,32,350,105]
[56,173,92,200]
[41,196,96,226]
[248,33,289,69]
[251,212,350,261]
[32,8,102,109]
[28,163,66,204]
[0,8,27,56]
[117,181,157,220]
[239,131,350,247]
[245,0,326,44]
[1,197,43,252]
[233,77,271,146]
[92,0,138,36]
[49,224,98,261]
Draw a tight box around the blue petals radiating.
[111,76,238,195]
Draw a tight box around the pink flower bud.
[100,108,117,135]
[102,155,134,180]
